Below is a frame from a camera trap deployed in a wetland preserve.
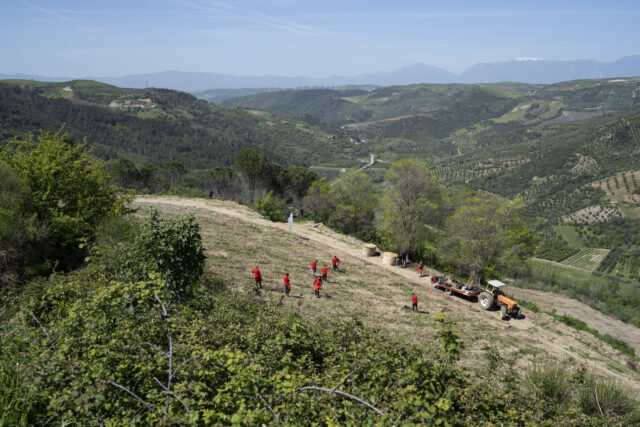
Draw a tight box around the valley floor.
[135,196,640,392]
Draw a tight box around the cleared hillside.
[134,196,640,393]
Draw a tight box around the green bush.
[119,209,205,298]
[578,372,637,417]
[0,131,126,271]
[257,191,288,222]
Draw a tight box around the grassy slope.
[135,196,640,393]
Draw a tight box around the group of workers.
[252,255,431,311]
[251,256,341,298]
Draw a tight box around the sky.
[1,0,639,78]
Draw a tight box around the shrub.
[257,191,288,222]
[119,209,205,298]
[525,364,571,418]
[578,372,637,417]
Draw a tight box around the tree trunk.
[468,270,483,287]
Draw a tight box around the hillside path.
[135,196,640,357]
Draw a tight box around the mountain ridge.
[3,55,640,92]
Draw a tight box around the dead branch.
[105,379,154,413]
[594,380,604,417]
[330,370,355,394]
[258,393,281,424]
[153,376,192,415]
[297,386,394,423]
[29,313,51,341]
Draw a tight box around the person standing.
[418,261,423,278]
[284,273,291,296]
[412,294,418,311]
[332,256,341,271]
[311,259,317,277]
[252,266,262,289]
[321,264,330,281]
[314,276,322,298]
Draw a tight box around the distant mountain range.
[2,55,640,92]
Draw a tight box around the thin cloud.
[175,0,330,36]
[22,1,77,23]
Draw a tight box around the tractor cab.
[486,280,507,297]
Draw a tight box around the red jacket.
[412,295,418,304]
[322,266,329,276]
[332,257,338,266]
[314,277,322,291]
[252,268,261,279]
[284,275,291,289]
[311,260,316,270]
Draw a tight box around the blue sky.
[1,0,639,77]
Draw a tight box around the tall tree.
[288,166,318,207]
[439,197,536,286]
[329,170,377,241]
[378,160,441,257]
[234,149,271,203]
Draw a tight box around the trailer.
[432,276,482,298]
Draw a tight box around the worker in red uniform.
[311,259,317,277]
[332,256,340,271]
[252,266,262,289]
[412,294,418,311]
[321,264,330,281]
[284,273,291,296]
[418,261,423,278]
[314,276,322,298]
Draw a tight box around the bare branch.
[29,313,51,341]
[173,356,201,377]
[330,371,355,394]
[164,331,173,420]
[297,386,394,423]
[144,341,168,358]
[258,393,280,424]
[152,377,192,415]
[105,379,155,413]
[153,293,168,318]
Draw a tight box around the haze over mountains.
[2,55,640,92]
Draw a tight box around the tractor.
[478,280,521,320]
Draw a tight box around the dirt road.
[135,196,640,390]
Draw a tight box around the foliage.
[287,166,318,207]
[378,160,441,256]
[119,209,205,298]
[439,196,536,285]
[257,191,289,222]
[302,178,334,221]
[0,130,124,271]
[328,170,378,241]
[234,148,273,203]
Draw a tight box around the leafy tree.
[329,170,378,241]
[303,178,334,221]
[161,161,186,189]
[204,166,243,199]
[378,160,441,257]
[287,166,318,207]
[110,158,140,189]
[138,163,159,193]
[234,149,271,203]
[439,197,536,286]
[0,131,122,271]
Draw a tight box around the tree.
[439,197,536,286]
[329,170,378,241]
[288,166,318,207]
[110,158,140,189]
[0,130,123,270]
[161,161,186,189]
[205,166,243,200]
[303,178,334,221]
[234,149,271,203]
[378,160,441,257]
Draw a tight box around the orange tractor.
[478,280,521,320]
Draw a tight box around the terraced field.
[560,247,609,271]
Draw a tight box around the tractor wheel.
[479,292,493,310]
[500,305,508,320]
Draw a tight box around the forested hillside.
[0,80,360,168]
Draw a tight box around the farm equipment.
[478,280,521,320]
[433,277,521,320]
